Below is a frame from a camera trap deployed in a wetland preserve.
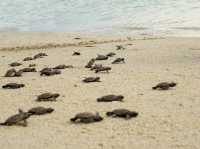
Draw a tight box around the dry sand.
[0,32,200,149]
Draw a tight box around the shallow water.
[0,0,200,36]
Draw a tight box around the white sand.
[0,33,200,149]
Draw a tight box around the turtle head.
[46,108,54,113]
[117,95,124,101]
[20,84,25,87]
[106,111,113,116]
[53,93,60,98]
[129,111,139,117]
[169,82,176,87]
[95,112,103,121]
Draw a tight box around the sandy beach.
[0,32,200,149]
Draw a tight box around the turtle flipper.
[70,117,77,122]
[16,120,27,127]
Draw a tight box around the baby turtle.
[28,107,54,115]
[90,64,103,70]
[112,58,125,64]
[70,112,103,123]
[4,68,17,77]
[20,68,37,72]
[53,64,73,69]
[85,58,95,68]
[40,68,61,76]
[0,109,32,126]
[95,66,111,73]
[97,95,124,102]
[74,37,81,40]
[2,83,25,89]
[82,77,100,83]
[106,109,138,119]
[106,52,116,57]
[29,64,36,67]
[96,54,108,60]
[72,51,81,56]
[116,45,125,50]
[36,93,60,102]
[33,52,48,59]
[4,69,23,77]
[23,57,34,61]
[9,62,22,67]
[152,82,176,90]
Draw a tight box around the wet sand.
[0,33,200,149]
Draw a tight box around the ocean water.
[0,0,200,36]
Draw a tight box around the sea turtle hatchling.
[2,83,25,89]
[33,53,48,59]
[9,62,22,67]
[90,64,103,71]
[4,68,17,77]
[95,55,108,60]
[106,109,138,119]
[53,64,73,69]
[29,64,36,67]
[0,109,32,126]
[23,57,34,61]
[85,58,95,68]
[82,77,100,83]
[112,58,125,64]
[36,93,60,102]
[72,52,81,56]
[28,107,54,115]
[70,112,103,123]
[40,68,61,76]
[97,95,124,102]
[106,52,116,57]
[116,45,125,50]
[4,69,23,77]
[95,66,111,73]
[152,82,176,90]
[20,68,37,72]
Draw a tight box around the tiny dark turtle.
[4,68,17,77]
[70,112,103,123]
[85,58,95,68]
[36,93,60,102]
[23,57,34,61]
[95,66,111,73]
[28,107,54,115]
[82,77,100,83]
[106,52,116,57]
[116,45,125,50]
[152,82,176,90]
[33,53,48,59]
[2,83,25,89]
[0,109,31,126]
[112,58,125,64]
[9,62,22,67]
[90,64,103,71]
[53,64,73,69]
[20,68,37,72]
[106,109,138,119]
[72,52,81,56]
[40,68,61,76]
[4,69,23,77]
[96,55,108,60]
[97,95,124,102]
[29,64,36,67]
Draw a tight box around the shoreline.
[0,31,200,51]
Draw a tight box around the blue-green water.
[0,0,200,36]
